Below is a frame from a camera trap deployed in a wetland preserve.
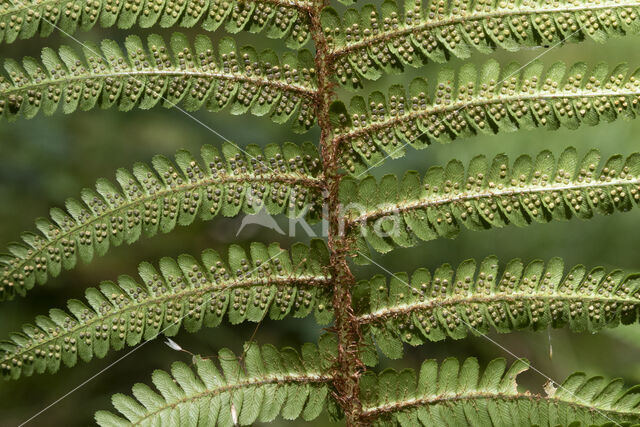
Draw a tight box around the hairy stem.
[310,1,364,424]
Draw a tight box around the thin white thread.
[5,1,613,425]
[354,26,585,178]
[356,250,623,426]
[5,0,304,176]
[18,248,292,426]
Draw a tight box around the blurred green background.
[1,13,640,426]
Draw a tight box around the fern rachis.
[1,0,640,425]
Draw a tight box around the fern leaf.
[95,338,337,425]
[360,357,640,425]
[0,141,323,301]
[354,257,640,361]
[0,0,312,49]
[324,0,640,88]
[331,60,640,174]
[0,241,332,380]
[342,148,640,257]
[0,33,317,130]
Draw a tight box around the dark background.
[1,13,640,425]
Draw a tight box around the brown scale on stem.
[308,0,366,424]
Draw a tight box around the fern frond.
[95,338,336,425]
[360,357,640,425]
[341,148,640,257]
[353,257,640,360]
[0,141,322,301]
[331,60,640,174]
[0,0,312,49]
[0,241,332,380]
[323,0,640,87]
[0,32,317,130]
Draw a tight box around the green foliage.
[95,339,337,426]
[0,0,312,48]
[354,257,640,360]
[332,61,640,174]
[0,32,317,129]
[0,141,322,300]
[359,357,640,425]
[342,148,640,258]
[323,0,640,87]
[0,240,332,380]
[2,0,640,423]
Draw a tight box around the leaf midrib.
[350,174,639,223]
[330,0,640,57]
[0,0,313,21]
[334,87,640,144]
[360,391,639,419]
[1,172,322,297]
[358,290,639,323]
[129,373,332,426]
[1,273,330,366]
[1,68,317,98]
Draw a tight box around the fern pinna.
[1,0,640,424]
